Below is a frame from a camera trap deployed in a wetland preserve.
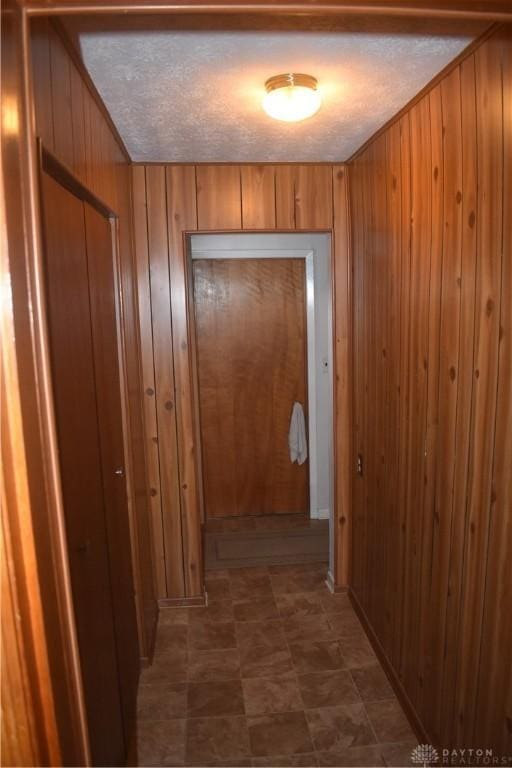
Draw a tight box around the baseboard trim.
[326,570,347,593]
[313,508,330,520]
[348,587,431,746]
[139,609,158,668]
[158,593,206,608]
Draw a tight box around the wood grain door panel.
[84,203,139,741]
[193,258,308,518]
[41,173,125,766]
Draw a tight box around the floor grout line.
[143,563,415,767]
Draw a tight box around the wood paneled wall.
[349,27,511,754]
[132,163,351,599]
[30,19,157,660]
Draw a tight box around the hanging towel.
[288,402,308,465]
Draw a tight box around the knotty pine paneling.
[30,18,157,659]
[132,163,351,598]
[349,27,512,755]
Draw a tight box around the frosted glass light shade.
[262,73,322,122]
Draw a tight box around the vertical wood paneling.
[349,158,365,600]
[475,31,512,753]
[196,165,241,229]
[30,19,54,151]
[417,82,443,725]
[429,66,463,745]
[349,27,511,756]
[383,121,402,660]
[69,66,87,182]
[275,166,296,228]
[439,52,478,745]
[454,35,504,747]
[241,165,276,229]
[136,161,351,597]
[294,165,333,229]
[132,166,166,599]
[332,166,351,586]
[402,98,432,702]
[165,166,203,596]
[145,166,184,598]
[392,113,411,674]
[49,28,74,170]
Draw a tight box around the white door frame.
[190,232,333,527]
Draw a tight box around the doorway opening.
[189,232,334,579]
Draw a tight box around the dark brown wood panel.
[349,25,511,756]
[83,202,139,743]
[30,18,156,658]
[42,172,125,766]
[193,258,309,518]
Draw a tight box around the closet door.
[41,172,134,766]
[83,202,139,735]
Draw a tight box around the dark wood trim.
[41,142,116,218]
[49,18,131,163]
[2,4,91,763]
[349,587,431,746]
[23,1,512,20]
[158,594,207,607]
[186,227,334,236]
[134,161,347,167]
[347,21,501,163]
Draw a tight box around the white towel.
[288,402,308,465]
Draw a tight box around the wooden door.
[193,258,308,518]
[83,203,139,739]
[41,172,136,766]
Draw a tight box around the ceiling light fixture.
[262,73,322,123]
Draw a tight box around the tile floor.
[137,563,418,767]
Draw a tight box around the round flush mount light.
[262,73,322,123]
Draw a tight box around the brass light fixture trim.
[264,73,318,93]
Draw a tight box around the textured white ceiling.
[79,30,472,162]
